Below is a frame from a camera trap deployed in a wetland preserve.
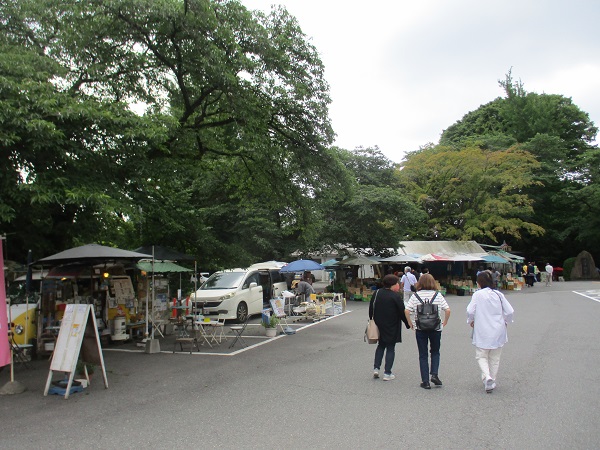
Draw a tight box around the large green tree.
[1,0,345,266]
[399,144,542,243]
[301,147,425,257]
[438,72,598,262]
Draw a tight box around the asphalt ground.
[1,280,600,449]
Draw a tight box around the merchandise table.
[126,321,146,339]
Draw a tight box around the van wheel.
[235,302,248,323]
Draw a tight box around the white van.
[190,266,287,322]
[6,271,46,346]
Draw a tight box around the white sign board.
[50,304,88,373]
[44,304,108,399]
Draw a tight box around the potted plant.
[261,314,279,338]
[76,360,95,379]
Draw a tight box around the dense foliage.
[399,144,542,242]
[0,0,342,267]
[433,72,598,263]
[1,0,417,268]
[1,1,597,270]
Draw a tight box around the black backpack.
[414,292,440,331]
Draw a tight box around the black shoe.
[431,375,442,386]
[420,382,431,389]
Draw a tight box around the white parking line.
[105,310,354,356]
[573,290,600,303]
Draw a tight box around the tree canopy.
[2,2,598,271]
[0,0,348,266]
[399,144,542,243]
[435,71,598,263]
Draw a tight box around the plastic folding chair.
[9,333,32,368]
[229,316,249,349]
[212,309,228,344]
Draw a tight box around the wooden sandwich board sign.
[43,304,108,399]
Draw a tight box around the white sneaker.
[484,377,495,392]
[383,373,395,381]
[373,369,379,378]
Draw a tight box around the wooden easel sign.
[44,304,108,399]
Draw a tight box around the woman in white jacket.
[466,271,514,393]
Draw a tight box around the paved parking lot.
[2,280,600,449]
[107,311,347,355]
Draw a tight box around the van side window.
[269,270,283,283]
[242,272,260,289]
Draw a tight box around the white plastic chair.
[212,309,228,344]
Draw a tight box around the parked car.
[191,266,287,322]
[198,272,210,284]
[6,271,46,346]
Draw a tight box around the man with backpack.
[404,273,451,389]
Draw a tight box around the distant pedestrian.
[545,263,553,286]
[533,263,540,282]
[404,273,451,389]
[466,271,514,393]
[400,266,417,302]
[525,262,535,287]
[492,269,501,289]
[369,274,410,381]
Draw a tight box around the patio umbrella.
[35,244,152,265]
[279,259,324,272]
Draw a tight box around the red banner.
[0,240,11,367]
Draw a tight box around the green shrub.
[562,257,576,281]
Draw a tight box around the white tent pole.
[151,246,155,340]
[144,277,149,338]
[193,260,197,317]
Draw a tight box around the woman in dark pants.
[369,274,410,381]
[404,274,451,389]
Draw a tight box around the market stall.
[33,244,152,355]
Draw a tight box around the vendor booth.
[32,244,152,355]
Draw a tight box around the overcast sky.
[242,0,600,163]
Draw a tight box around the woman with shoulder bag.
[369,274,410,381]
[404,273,451,389]
[466,271,514,393]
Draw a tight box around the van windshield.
[7,281,41,304]
[201,272,245,290]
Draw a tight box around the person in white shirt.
[400,266,417,302]
[545,263,553,286]
[466,271,514,393]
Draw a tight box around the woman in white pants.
[467,271,514,393]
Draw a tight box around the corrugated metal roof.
[398,241,487,256]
